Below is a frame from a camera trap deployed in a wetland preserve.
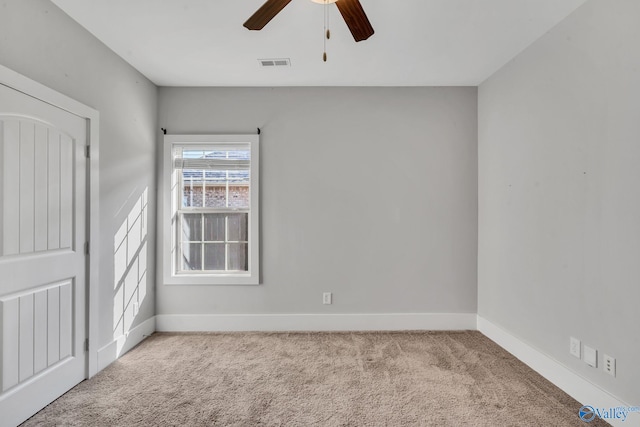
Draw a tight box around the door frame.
[0,63,101,378]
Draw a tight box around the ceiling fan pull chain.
[326,1,330,39]
[323,1,328,61]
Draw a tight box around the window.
[162,135,259,285]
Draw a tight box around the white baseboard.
[155,312,477,332]
[96,340,118,373]
[96,317,156,372]
[477,316,632,427]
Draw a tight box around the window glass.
[182,214,202,241]
[228,243,248,271]
[203,243,226,270]
[182,243,202,270]
[203,214,225,241]
[227,214,248,241]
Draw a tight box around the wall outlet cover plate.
[570,337,581,359]
[603,354,616,377]
[584,345,597,367]
[322,292,332,305]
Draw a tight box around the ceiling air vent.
[259,58,291,67]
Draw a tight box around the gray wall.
[478,0,640,405]
[0,0,158,350]
[158,87,478,315]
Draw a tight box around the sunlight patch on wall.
[113,188,148,345]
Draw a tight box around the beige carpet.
[22,331,610,426]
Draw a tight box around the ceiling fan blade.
[335,0,374,42]
[244,0,293,30]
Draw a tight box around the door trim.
[0,63,101,378]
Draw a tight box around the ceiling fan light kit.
[244,0,374,62]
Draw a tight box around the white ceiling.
[51,0,586,87]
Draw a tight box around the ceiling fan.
[243,0,374,42]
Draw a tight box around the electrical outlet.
[322,292,332,305]
[133,301,139,316]
[570,337,581,359]
[603,354,616,377]
[584,345,597,368]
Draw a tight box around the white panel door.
[0,83,87,427]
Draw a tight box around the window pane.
[204,243,225,270]
[182,243,202,270]
[205,170,226,180]
[228,185,249,208]
[228,213,248,242]
[203,214,225,242]
[182,170,203,207]
[204,184,227,208]
[205,150,225,158]
[228,243,248,271]
[182,214,202,241]
[228,170,249,183]
[226,150,250,160]
[183,149,205,158]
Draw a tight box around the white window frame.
[162,134,259,285]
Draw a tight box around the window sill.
[164,273,260,286]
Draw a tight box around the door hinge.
[84,241,90,255]
[84,339,89,352]
[85,145,90,158]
